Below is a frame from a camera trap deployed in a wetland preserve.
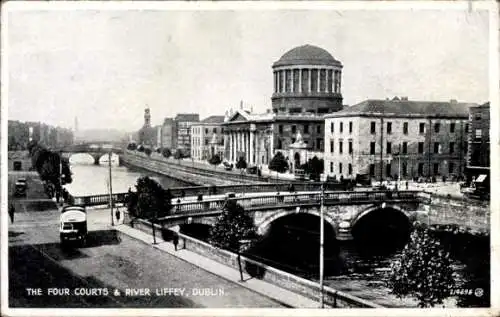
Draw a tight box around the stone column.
[308,69,312,93]
[250,130,254,165]
[281,70,285,93]
[290,69,294,93]
[317,68,321,93]
[273,71,277,93]
[299,68,302,93]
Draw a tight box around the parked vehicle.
[246,166,258,175]
[222,161,233,171]
[60,206,87,247]
[14,178,27,197]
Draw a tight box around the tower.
[144,108,151,127]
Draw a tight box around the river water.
[66,160,489,308]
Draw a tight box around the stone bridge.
[55,142,124,165]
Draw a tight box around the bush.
[144,148,152,156]
[174,149,183,160]
[127,142,137,151]
[388,226,454,307]
[269,152,288,173]
[137,145,145,152]
[236,156,247,170]
[208,154,222,166]
[162,148,172,158]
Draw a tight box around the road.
[8,208,286,308]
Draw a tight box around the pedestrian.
[405,180,409,190]
[173,233,179,251]
[9,204,15,223]
[180,189,186,198]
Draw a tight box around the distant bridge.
[53,142,125,165]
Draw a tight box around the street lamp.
[319,182,325,308]
[108,150,114,226]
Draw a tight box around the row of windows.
[192,127,224,135]
[277,138,323,150]
[364,162,456,177]
[329,140,353,154]
[366,121,467,135]
[278,124,322,134]
[329,121,353,134]
[329,162,353,175]
[366,141,464,155]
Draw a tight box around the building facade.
[467,102,490,167]
[190,116,225,161]
[324,98,476,181]
[175,114,200,156]
[223,44,343,167]
[161,117,176,149]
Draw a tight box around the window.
[403,122,408,135]
[386,163,392,177]
[465,123,469,133]
[418,142,424,154]
[205,128,209,134]
[330,162,334,173]
[370,122,377,134]
[434,123,440,133]
[433,163,439,175]
[304,124,309,134]
[387,122,392,134]
[419,123,425,134]
[339,141,343,154]
[418,163,424,176]
[474,114,482,120]
[317,138,322,150]
[449,162,454,174]
[434,142,440,154]
[386,142,392,154]
[349,121,353,133]
[339,163,343,174]
[450,123,455,133]
[370,142,376,155]
[317,125,321,134]
[348,141,353,154]
[340,122,344,133]
[402,142,408,154]
[475,129,482,139]
[402,162,407,176]
[292,125,296,134]
[449,142,455,154]
[369,164,375,176]
[213,128,217,133]
[330,140,334,153]
[205,139,208,145]
[279,125,283,134]
[348,164,352,175]
[278,139,282,149]
[464,142,468,153]
[330,122,334,133]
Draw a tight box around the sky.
[5,5,490,131]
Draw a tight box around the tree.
[388,226,454,307]
[144,148,152,156]
[209,200,257,252]
[236,156,247,170]
[126,176,172,220]
[162,148,172,158]
[174,149,183,160]
[301,156,324,180]
[127,142,137,151]
[269,152,288,173]
[137,145,145,152]
[208,154,222,167]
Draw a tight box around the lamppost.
[319,182,325,308]
[108,150,114,226]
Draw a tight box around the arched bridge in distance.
[70,187,432,241]
[53,142,125,165]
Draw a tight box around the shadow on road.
[9,244,201,308]
[83,229,122,248]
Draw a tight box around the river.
[66,160,489,308]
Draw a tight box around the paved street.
[8,208,285,308]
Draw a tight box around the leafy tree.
[388,226,454,307]
[269,152,288,173]
[209,200,257,252]
[301,156,324,180]
[127,142,137,150]
[137,145,145,152]
[236,156,247,170]
[162,148,172,158]
[174,149,183,160]
[126,176,172,220]
[208,154,222,167]
[144,148,152,156]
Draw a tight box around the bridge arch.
[68,153,96,165]
[350,204,411,229]
[256,208,339,237]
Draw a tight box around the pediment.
[228,111,250,122]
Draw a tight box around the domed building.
[223,44,345,172]
[272,44,343,114]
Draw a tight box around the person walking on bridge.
[9,203,15,223]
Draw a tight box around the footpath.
[114,223,327,308]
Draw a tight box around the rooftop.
[325,98,477,118]
[273,44,342,68]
